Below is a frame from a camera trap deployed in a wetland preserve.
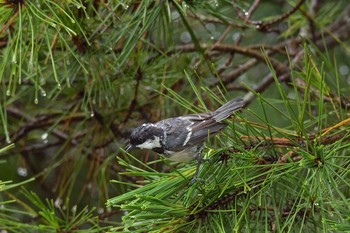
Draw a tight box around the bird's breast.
[162,146,202,162]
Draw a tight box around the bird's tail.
[212,97,245,122]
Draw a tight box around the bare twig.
[122,67,143,125]
[242,0,306,32]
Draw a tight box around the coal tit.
[125,97,245,181]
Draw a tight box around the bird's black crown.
[129,123,164,146]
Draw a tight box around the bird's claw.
[190,177,204,185]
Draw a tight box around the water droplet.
[244,11,249,16]
[97,208,104,214]
[57,84,61,90]
[6,90,11,96]
[232,32,239,41]
[34,98,39,104]
[41,132,48,140]
[339,64,349,75]
[71,205,77,213]
[214,32,222,40]
[347,77,350,85]
[314,202,319,206]
[90,112,95,117]
[12,59,17,64]
[54,198,62,208]
[41,90,47,97]
[205,23,216,32]
[180,31,192,43]
[17,167,28,177]
[125,5,129,9]
[6,138,11,144]
[41,132,48,143]
[288,91,296,99]
[171,11,180,20]
[210,36,214,40]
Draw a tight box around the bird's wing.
[183,114,225,146]
[156,98,244,152]
[159,113,224,151]
[179,98,244,145]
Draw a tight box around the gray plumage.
[127,97,245,162]
[212,97,245,122]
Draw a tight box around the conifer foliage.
[0,0,350,231]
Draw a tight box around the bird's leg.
[190,146,206,184]
[191,156,203,184]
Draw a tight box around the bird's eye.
[130,134,146,145]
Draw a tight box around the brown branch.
[240,5,350,104]
[19,141,61,153]
[243,0,306,32]
[239,131,350,151]
[176,43,288,73]
[3,106,86,145]
[122,67,143,125]
[218,59,259,85]
[214,0,262,75]
[188,12,246,29]
[245,0,261,20]
[0,7,19,35]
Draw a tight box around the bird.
[125,97,245,182]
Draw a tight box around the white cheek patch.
[136,136,161,149]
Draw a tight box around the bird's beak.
[125,144,133,152]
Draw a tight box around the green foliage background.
[0,0,350,232]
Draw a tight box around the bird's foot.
[190,176,204,185]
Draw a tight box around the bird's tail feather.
[212,97,245,122]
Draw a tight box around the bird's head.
[126,123,164,152]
